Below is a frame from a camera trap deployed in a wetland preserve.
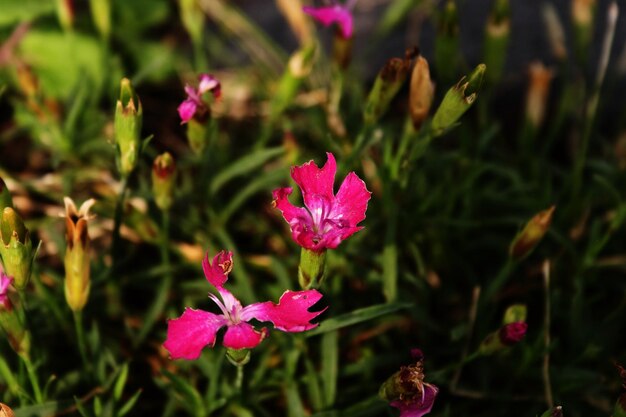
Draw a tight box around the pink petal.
[272,187,317,249]
[163,308,227,360]
[198,74,222,100]
[202,250,233,288]
[222,322,267,350]
[332,171,371,229]
[318,225,363,250]
[291,152,337,215]
[391,383,438,417]
[0,273,12,308]
[178,99,197,124]
[302,5,353,38]
[241,290,325,332]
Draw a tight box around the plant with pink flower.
[163,250,325,360]
[303,1,355,39]
[178,73,221,124]
[273,152,370,288]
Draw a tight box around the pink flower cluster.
[272,152,371,252]
[178,74,221,124]
[164,250,325,360]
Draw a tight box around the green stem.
[235,364,244,393]
[482,258,516,303]
[22,356,43,404]
[111,176,129,262]
[73,311,89,371]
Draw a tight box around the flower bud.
[364,47,418,126]
[484,0,510,85]
[0,273,30,358]
[431,64,486,137]
[152,152,177,211]
[89,0,111,40]
[525,62,553,129]
[0,403,16,417]
[332,30,353,69]
[298,248,327,289]
[502,304,527,325]
[509,205,555,260]
[572,0,596,62]
[0,208,34,290]
[409,56,435,129]
[479,321,527,354]
[0,177,13,213]
[270,44,317,122]
[55,0,75,31]
[64,198,95,312]
[114,78,143,178]
[435,0,459,83]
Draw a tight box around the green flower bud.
[484,0,510,85]
[502,304,527,325]
[152,152,177,211]
[364,47,418,126]
[431,64,486,137]
[0,177,13,213]
[435,0,459,83]
[64,198,95,312]
[509,206,555,260]
[89,0,111,40]
[0,310,31,358]
[114,78,143,178]
[298,248,326,289]
[572,0,596,63]
[0,208,34,290]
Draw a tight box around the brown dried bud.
[409,56,434,129]
[509,206,555,260]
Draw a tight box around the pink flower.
[0,272,12,310]
[499,321,528,345]
[390,383,438,417]
[163,250,325,360]
[303,4,354,39]
[273,152,371,252]
[177,74,221,124]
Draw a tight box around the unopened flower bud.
[0,402,16,417]
[152,153,177,211]
[409,56,434,129]
[55,0,75,31]
[431,64,486,137]
[364,47,418,126]
[542,4,567,61]
[0,273,30,358]
[435,0,460,83]
[270,44,317,122]
[525,62,553,129]
[0,177,13,213]
[298,248,327,289]
[479,321,527,354]
[89,0,111,40]
[0,208,34,290]
[502,304,527,325]
[114,78,143,177]
[509,205,555,260]
[0,273,12,311]
[64,198,95,312]
[332,30,353,69]
[572,0,596,62]
[484,0,510,85]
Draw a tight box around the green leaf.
[14,401,72,417]
[321,331,338,407]
[113,363,129,401]
[306,303,411,337]
[211,147,285,195]
[161,369,206,415]
[118,389,143,417]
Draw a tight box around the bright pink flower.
[0,272,12,310]
[390,383,438,417]
[164,250,325,360]
[303,4,353,38]
[177,74,221,124]
[499,321,528,345]
[273,152,371,252]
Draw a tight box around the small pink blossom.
[273,152,371,252]
[0,272,12,310]
[177,74,221,124]
[303,4,354,39]
[390,383,439,417]
[499,321,528,345]
[164,250,325,360]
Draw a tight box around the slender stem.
[111,176,129,262]
[22,356,43,404]
[235,364,244,393]
[73,311,89,371]
[451,286,481,391]
[482,258,515,303]
[541,260,554,408]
